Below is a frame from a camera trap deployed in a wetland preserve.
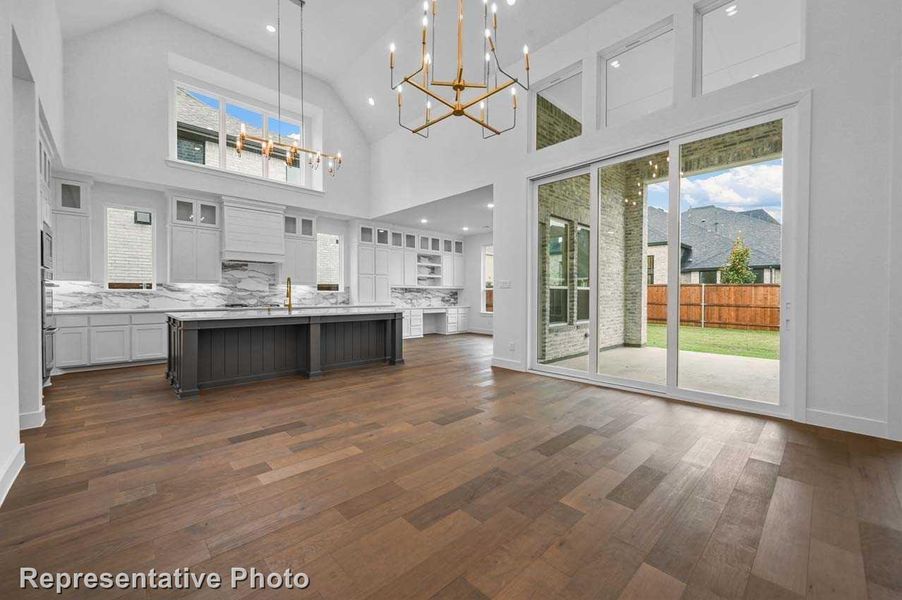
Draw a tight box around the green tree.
[720,236,757,284]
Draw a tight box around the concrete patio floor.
[545,346,779,404]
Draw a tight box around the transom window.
[174,84,311,188]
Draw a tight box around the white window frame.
[597,18,675,129]
[316,232,344,292]
[104,204,157,292]
[693,0,807,97]
[546,216,571,326]
[575,224,591,324]
[527,96,811,427]
[529,62,584,153]
[170,80,316,191]
[481,245,494,315]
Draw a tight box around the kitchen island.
[166,307,404,398]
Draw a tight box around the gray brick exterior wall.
[536,95,582,150]
[106,208,154,285]
[537,174,591,363]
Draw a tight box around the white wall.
[13,75,44,430]
[463,231,494,335]
[11,0,64,157]
[0,0,26,504]
[369,0,902,439]
[63,11,371,218]
[889,54,902,441]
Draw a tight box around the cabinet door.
[389,249,404,287]
[358,274,375,304]
[358,245,376,275]
[283,237,299,281]
[195,229,221,283]
[55,327,89,368]
[170,226,197,282]
[453,255,465,288]
[296,239,317,286]
[403,250,418,286]
[374,247,390,276]
[90,326,131,364]
[442,253,454,287]
[54,213,90,281]
[374,275,391,304]
[131,324,167,360]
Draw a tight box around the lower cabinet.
[90,326,131,364]
[403,309,424,339]
[55,326,90,368]
[55,312,168,370]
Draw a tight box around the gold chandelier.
[390,0,531,138]
[237,0,342,176]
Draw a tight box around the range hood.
[221,197,286,263]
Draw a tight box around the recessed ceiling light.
[266,24,276,33]
[487,203,495,209]
[506,0,516,5]
[610,59,621,69]
[367,97,375,106]
[725,4,738,15]
[462,226,469,231]
[420,218,428,224]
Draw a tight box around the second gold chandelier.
[390,0,531,138]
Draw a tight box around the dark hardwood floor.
[1,334,901,599]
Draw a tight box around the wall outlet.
[498,280,512,289]
[508,341,516,353]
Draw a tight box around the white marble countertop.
[167,306,403,321]
[54,304,393,315]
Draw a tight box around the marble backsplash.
[391,288,459,307]
[53,262,350,312]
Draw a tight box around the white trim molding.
[20,406,45,430]
[0,443,25,508]
[491,357,525,372]
[805,410,890,440]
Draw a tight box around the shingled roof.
[648,205,781,272]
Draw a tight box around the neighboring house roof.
[648,205,782,271]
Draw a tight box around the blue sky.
[647,158,784,222]
[189,91,301,140]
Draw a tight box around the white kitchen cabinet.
[284,237,317,286]
[170,226,221,283]
[55,327,89,368]
[221,198,285,263]
[441,253,454,287]
[358,245,375,274]
[389,249,404,286]
[358,274,375,304]
[374,247,390,276]
[195,228,222,283]
[402,310,411,338]
[403,250,418,286]
[375,275,391,304]
[54,212,91,281]
[90,325,131,364]
[407,309,424,338]
[453,255,465,288]
[131,324,167,360]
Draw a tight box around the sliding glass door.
[532,115,789,410]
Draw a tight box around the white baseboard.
[805,409,891,439]
[491,357,525,371]
[0,443,25,508]
[20,406,45,430]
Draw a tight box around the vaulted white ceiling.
[56,0,623,142]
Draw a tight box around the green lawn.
[646,323,780,360]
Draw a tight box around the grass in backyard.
[646,323,780,360]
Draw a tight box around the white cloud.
[680,162,783,219]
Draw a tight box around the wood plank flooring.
[1,334,901,599]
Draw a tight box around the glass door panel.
[596,149,670,385]
[677,120,783,403]
[536,173,591,372]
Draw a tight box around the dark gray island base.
[166,308,404,398]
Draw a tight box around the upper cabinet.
[52,177,91,281]
[285,215,315,238]
[171,196,219,228]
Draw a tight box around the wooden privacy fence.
[647,284,781,331]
